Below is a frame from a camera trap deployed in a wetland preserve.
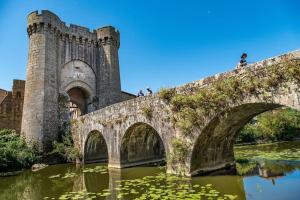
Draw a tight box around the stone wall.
[0,89,7,103]
[0,80,25,133]
[121,91,136,101]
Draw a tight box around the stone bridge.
[72,50,300,176]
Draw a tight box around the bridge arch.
[190,91,300,176]
[84,130,108,164]
[120,122,166,167]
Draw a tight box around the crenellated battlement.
[27,10,120,48]
[28,10,61,25]
[96,26,120,48]
[27,10,97,43]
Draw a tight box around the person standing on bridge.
[236,53,248,69]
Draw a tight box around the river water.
[1,141,300,200]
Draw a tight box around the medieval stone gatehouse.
[21,10,134,150]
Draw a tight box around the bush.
[50,130,81,162]
[0,129,40,172]
[158,88,176,102]
[236,124,259,143]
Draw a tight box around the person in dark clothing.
[137,90,144,97]
[236,53,248,69]
[146,87,153,96]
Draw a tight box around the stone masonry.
[0,80,25,133]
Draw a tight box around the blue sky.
[0,0,299,94]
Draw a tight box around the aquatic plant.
[235,148,300,162]
[48,165,109,180]
[82,165,108,174]
[234,143,300,161]
[55,172,238,200]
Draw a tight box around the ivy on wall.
[159,59,300,171]
[141,105,153,120]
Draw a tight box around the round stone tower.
[21,11,61,151]
[96,26,121,107]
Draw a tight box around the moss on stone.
[141,105,153,120]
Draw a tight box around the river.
[1,141,300,200]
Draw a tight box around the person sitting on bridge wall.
[146,87,153,96]
[236,53,248,69]
[137,90,144,97]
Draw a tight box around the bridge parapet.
[74,49,300,122]
[74,95,160,123]
[175,50,300,94]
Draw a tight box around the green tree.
[237,108,300,143]
[0,129,40,172]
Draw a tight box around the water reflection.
[1,163,298,200]
[0,164,245,200]
[0,141,300,199]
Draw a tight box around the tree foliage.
[237,108,300,143]
[0,129,40,172]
